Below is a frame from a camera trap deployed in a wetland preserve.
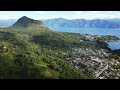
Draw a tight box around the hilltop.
[11,16,48,29]
[0,17,119,79]
[0,16,93,79]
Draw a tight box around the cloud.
[34,11,45,14]
[69,11,120,20]
[0,11,120,20]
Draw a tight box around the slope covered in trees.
[0,16,119,79]
[0,16,95,79]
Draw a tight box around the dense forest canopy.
[0,16,119,79]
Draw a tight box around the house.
[99,77,103,79]
[0,46,7,52]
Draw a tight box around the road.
[95,64,108,78]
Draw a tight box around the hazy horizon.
[0,11,120,20]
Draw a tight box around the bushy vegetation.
[0,16,119,79]
[0,27,96,79]
[1,22,120,79]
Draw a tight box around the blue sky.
[0,11,120,20]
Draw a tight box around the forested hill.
[0,16,94,79]
[0,16,119,79]
[42,18,120,29]
[11,16,48,29]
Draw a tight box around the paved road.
[95,64,108,78]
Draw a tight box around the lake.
[49,27,120,50]
[49,27,120,38]
[107,41,120,50]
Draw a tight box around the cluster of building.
[66,47,120,79]
[0,45,7,53]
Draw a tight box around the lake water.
[107,41,120,50]
[49,27,120,38]
[49,27,120,50]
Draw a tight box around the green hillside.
[0,16,119,79]
[0,28,96,79]
[11,16,48,29]
[0,17,94,79]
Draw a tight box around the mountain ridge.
[42,18,120,29]
[1,17,120,29]
[0,16,120,79]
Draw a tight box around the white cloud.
[69,11,120,20]
[34,11,45,14]
[0,11,120,20]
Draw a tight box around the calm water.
[107,41,120,50]
[49,27,120,38]
[49,27,120,50]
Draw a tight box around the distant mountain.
[0,19,17,27]
[105,19,120,24]
[1,18,120,29]
[0,16,120,79]
[12,16,48,29]
[42,18,120,29]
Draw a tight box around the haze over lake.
[49,27,120,38]
[49,27,120,50]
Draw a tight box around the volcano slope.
[0,16,119,79]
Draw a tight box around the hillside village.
[65,34,120,79]
[0,16,120,79]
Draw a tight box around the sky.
[0,11,120,20]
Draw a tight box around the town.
[66,47,120,79]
